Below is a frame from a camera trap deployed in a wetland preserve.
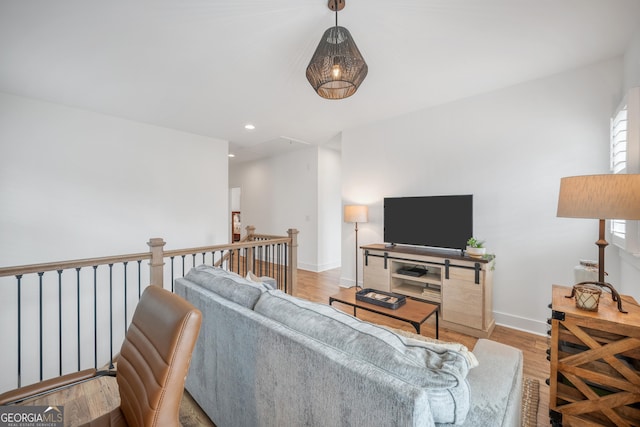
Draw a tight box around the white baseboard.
[297,262,318,272]
[340,276,358,288]
[316,261,341,272]
[297,261,340,273]
[494,310,547,336]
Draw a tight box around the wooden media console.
[361,244,495,338]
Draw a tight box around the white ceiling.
[1,0,639,162]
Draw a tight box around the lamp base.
[596,219,608,283]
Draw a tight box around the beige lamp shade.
[557,174,640,220]
[344,205,368,223]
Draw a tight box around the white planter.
[466,246,486,258]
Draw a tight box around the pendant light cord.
[333,6,339,45]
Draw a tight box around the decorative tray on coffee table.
[356,288,406,310]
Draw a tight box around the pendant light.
[306,0,368,100]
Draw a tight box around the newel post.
[245,225,256,241]
[245,225,256,270]
[148,238,166,287]
[287,228,299,295]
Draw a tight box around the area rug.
[521,377,540,427]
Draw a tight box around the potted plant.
[466,237,486,258]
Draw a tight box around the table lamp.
[344,205,368,289]
[557,174,640,312]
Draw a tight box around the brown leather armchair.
[0,285,202,427]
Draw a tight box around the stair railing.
[0,227,298,393]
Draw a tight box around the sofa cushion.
[254,289,471,424]
[455,339,523,427]
[246,271,276,290]
[184,265,268,309]
[383,326,479,369]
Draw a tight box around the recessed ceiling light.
[244,124,255,130]
[228,153,235,158]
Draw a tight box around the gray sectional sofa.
[175,266,523,427]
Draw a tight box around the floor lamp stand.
[354,221,360,289]
[344,204,368,290]
[596,218,608,283]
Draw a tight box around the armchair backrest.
[117,285,202,427]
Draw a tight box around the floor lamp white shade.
[344,205,368,288]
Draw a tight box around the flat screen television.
[384,195,473,251]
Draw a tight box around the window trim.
[610,87,640,255]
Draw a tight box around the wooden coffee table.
[329,287,439,338]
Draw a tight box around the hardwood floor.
[17,267,550,426]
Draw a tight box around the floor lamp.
[557,174,640,312]
[344,205,368,289]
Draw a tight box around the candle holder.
[565,281,627,313]
[572,284,602,311]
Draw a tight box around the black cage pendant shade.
[306,1,368,100]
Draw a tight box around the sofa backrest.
[183,265,270,309]
[254,289,471,424]
[175,277,437,427]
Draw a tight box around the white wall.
[229,144,343,272]
[0,92,229,263]
[618,28,640,296]
[230,187,241,212]
[229,147,319,271]
[623,28,640,93]
[0,92,229,392]
[341,58,623,334]
[317,145,342,271]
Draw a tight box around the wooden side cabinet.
[548,284,640,426]
[361,244,494,338]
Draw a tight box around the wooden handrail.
[1,226,299,293]
[163,238,290,258]
[0,252,151,278]
[251,234,288,240]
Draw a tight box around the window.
[609,87,640,254]
[610,103,627,174]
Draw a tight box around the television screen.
[384,195,473,250]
